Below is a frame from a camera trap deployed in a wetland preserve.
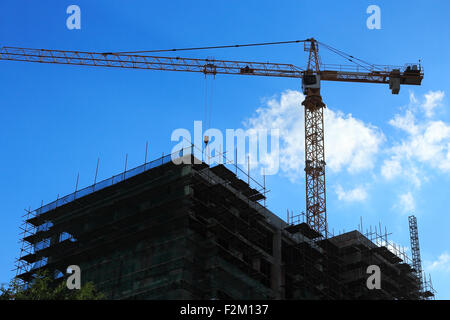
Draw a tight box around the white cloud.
[381,158,402,180]
[423,90,444,118]
[244,90,304,180]
[396,192,415,214]
[325,109,384,173]
[382,90,450,187]
[335,185,368,202]
[244,89,449,215]
[389,109,418,135]
[409,91,419,104]
[244,90,384,181]
[425,252,450,272]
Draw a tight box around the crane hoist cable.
[203,72,214,151]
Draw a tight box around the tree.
[0,269,105,300]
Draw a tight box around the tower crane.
[0,38,424,238]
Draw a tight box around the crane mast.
[0,39,424,238]
[302,39,328,237]
[408,215,423,291]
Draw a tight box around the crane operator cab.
[302,72,320,95]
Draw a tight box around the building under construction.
[15,150,435,300]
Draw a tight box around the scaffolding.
[15,149,188,285]
[14,145,431,300]
[15,145,277,299]
[285,209,424,299]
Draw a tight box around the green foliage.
[0,269,105,300]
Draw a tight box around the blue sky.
[0,1,449,298]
